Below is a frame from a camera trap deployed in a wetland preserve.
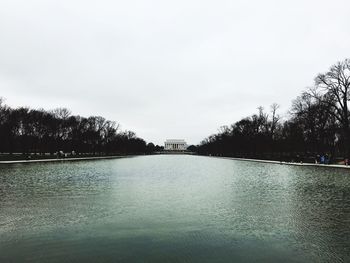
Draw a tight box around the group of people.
[315,154,330,164]
[314,154,349,165]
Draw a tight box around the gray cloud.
[1,0,350,145]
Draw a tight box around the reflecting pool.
[0,155,349,262]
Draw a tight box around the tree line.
[197,59,350,163]
[0,101,159,156]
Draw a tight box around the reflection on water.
[0,155,349,262]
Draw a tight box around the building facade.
[164,139,187,151]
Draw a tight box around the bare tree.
[218,125,230,135]
[0,97,7,123]
[270,103,280,138]
[52,108,71,120]
[311,58,350,156]
[256,106,269,133]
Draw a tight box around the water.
[0,155,349,262]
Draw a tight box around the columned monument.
[164,139,187,151]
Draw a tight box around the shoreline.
[214,156,350,170]
[1,154,350,170]
[0,155,133,164]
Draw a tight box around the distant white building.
[164,139,187,151]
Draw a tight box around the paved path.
[216,156,350,170]
[0,155,130,164]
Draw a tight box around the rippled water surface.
[0,155,350,262]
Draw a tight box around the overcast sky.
[1,0,349,145]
